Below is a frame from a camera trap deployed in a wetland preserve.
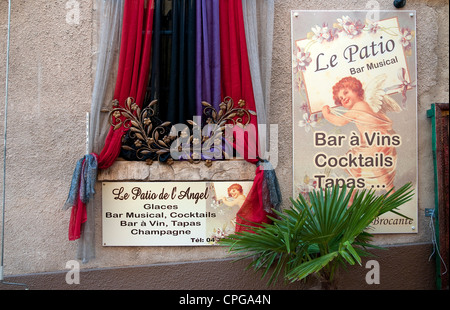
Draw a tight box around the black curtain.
[146,0,197,124]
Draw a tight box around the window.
[108,0,256,165]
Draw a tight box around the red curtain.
[97,0,155,170]
[219,0,272,232]
[68,0,155,240]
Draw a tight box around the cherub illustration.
[321,75,402,192]
[219,183,247,228]
[220,183,246,208]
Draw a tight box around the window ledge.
[97,160,256,182]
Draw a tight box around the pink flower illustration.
[293,46,312,72]
[337,15,365,38]
[296,175,317,200]
[368,22,380,34]
[298,112,318,132]
[311,24,330,43]
[299,101,309,114]
[400,27,413,51]
[311,23,339,43]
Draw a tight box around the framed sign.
[291,10,418,233]
[102,181,253,246]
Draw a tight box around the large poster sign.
[102,181,253,246]
[291,10,418,233]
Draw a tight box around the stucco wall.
[0,0,448,277]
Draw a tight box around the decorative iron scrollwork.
[108,96,255,166]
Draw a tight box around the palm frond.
[287,252,339,282]
[219,182,414,287]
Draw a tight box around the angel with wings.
[321,75,402,192]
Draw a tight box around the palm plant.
[219,183,414,289]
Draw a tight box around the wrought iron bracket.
[108,96,255,166]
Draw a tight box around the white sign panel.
[102,181,253,246]
[292,10,418,233]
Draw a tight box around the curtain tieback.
[63,153,98,211]
[256,158,282,213]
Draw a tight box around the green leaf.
[343,241,362,265]
[287,252,339,281]
[339,249,355,265]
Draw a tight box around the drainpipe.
[1,0,28,289]
[0,0,12,283]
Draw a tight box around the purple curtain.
[196,0,221,118]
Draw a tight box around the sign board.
[291,10,418,233]
[102,181,253,246]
